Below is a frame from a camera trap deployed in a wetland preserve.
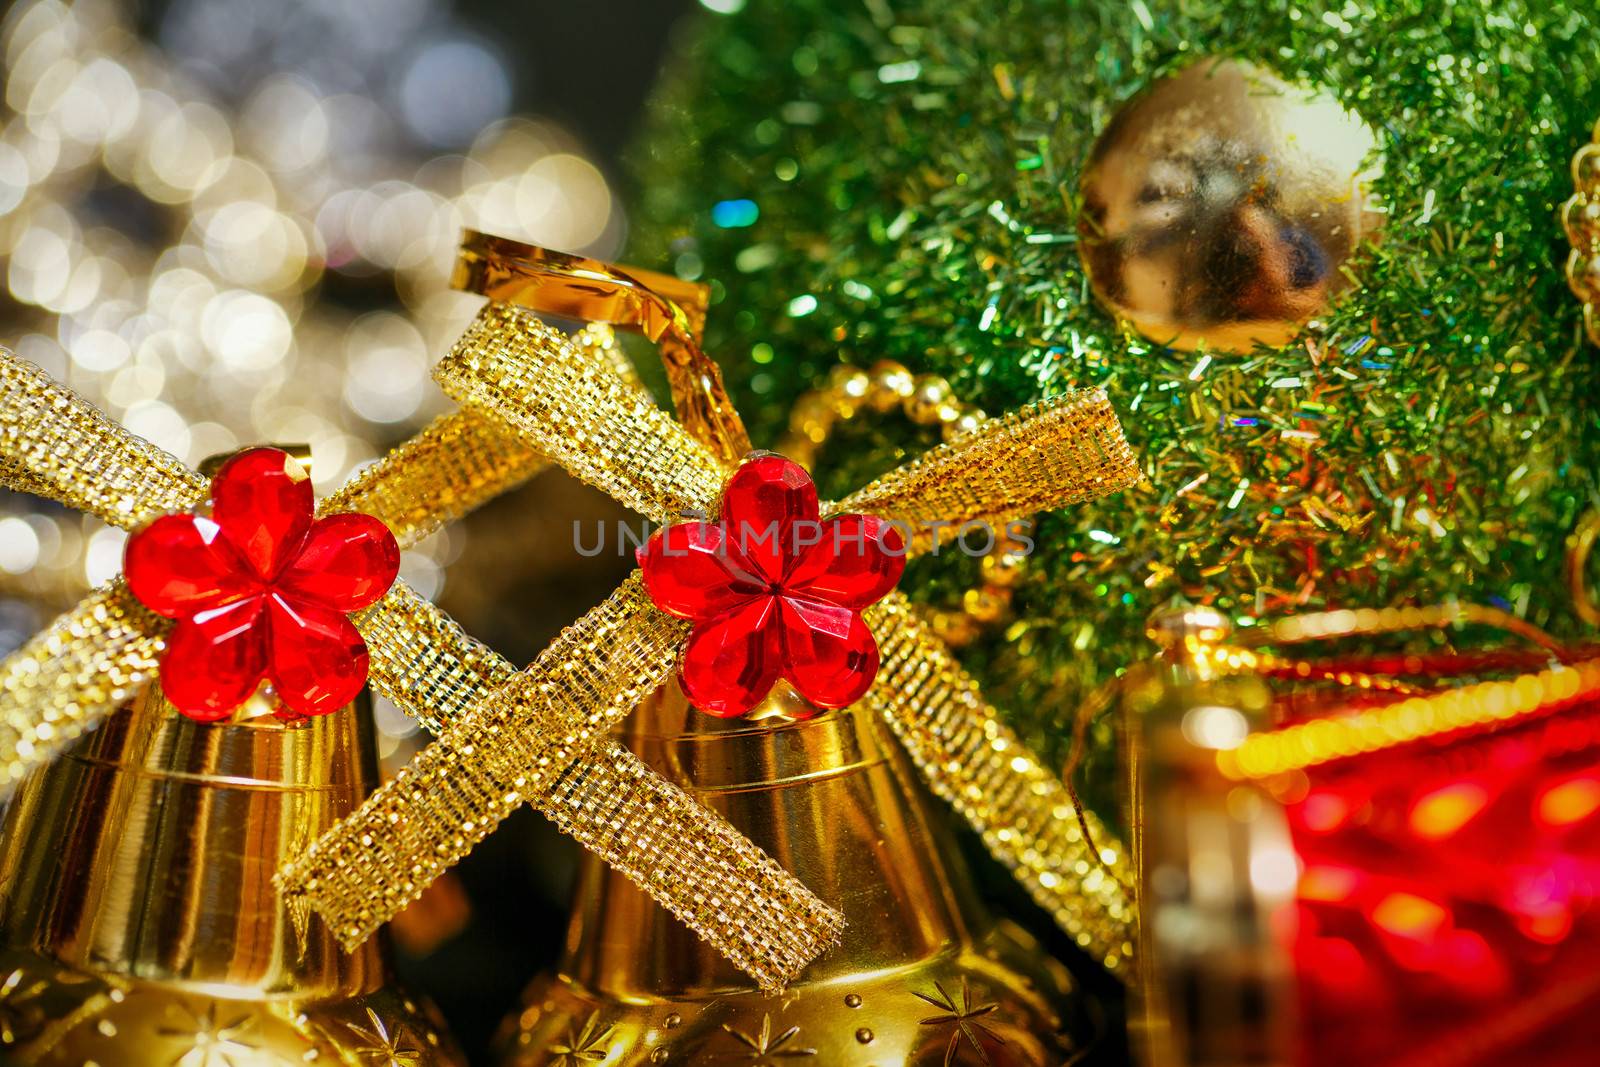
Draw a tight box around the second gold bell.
[498,681,1105,1066]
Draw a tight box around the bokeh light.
[0,0,626,768]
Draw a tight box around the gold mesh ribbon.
[0,352,208,528]
[320,408,545,548]
[840,391,1140,552]
[0,580,166,794]
[440,305,730,521]
[293,253,1142,973]
[0,350,207,791]
[299,574,680,918]
[866,591,1136,969]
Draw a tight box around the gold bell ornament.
[0,684,463,1066]
[277,234,1145,1065]
[0,320,632,1060]
[503,681,1086,1067]
[0,415,519,1064]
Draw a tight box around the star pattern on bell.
[640,454,904,717]
[123,448,401,721]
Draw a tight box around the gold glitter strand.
[320,407,545,550]
[863,590,1135,970]
[1217,657,1600,781]
[0,580,167,796]
[836,390,1140,553]
[0,351,207,529]
[435,304,730,523]
[1196,643,1429,698]
[1563,116,1600,347]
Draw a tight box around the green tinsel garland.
[628,0,1600,807]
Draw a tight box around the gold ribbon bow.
[0,324,843,992]
[280,233,1144,979]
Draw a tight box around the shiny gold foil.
[453,230,753,466]
[1079,57,1383,352]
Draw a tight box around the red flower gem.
[640,454,905,717]
[124,448,401,722]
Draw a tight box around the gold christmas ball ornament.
[1078,57,1384,352]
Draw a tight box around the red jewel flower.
[123,448,401,722]
[640,454,906,717]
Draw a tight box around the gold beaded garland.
[779,361,1028,644]
[1563,117,1600,348]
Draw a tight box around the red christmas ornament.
[1282,670,1600,1065]
[640,454,905,717]
[124,447,401,721]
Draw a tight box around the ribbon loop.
[435,304,731,522]
[320,408,546,550]
[0,351,207,529]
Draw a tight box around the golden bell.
[0,684,465,1066]
[497,679,1101,1066]
[1078,57,1383,353]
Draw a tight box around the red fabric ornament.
[124,447,400,721]
[640,454,905,717]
